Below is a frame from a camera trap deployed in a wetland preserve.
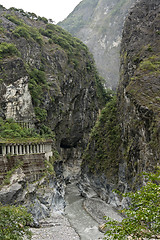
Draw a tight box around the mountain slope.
[0,5,107,220]
[59,0,136,89]
[81,0,160,206]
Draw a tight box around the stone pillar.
[13,145,16,155]
[23,145,25,154]
[29,145,32,154]
[36,145,39,153]
[11,145,14,155]
[27,145,29,154]
[15,145,18,155]
[40,144,42,153]
[7,145,10,154]
[33,145,35,153]
[43,144,45,153]
[19,145,22,155]
[2,145,6,156]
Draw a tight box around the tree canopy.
[0,205,32,240]
[104,169,160,239]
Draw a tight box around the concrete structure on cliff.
[0,139,53,161]
[0,139,53,184]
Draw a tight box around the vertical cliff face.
[81,0,160,206]
[118,0,160,189]
[0,5,106,222]
[59,0,136,89]
[0,5,106,179]
[0,58,35,123]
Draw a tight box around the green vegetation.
[38,124,55,139]
[8,7,49,23]
[139,55,160,73]
[6,14,24,25]
[44,156,55,175]
[39,23,89,64]
[0,118,54,142]
[0,118,39,140]
[13,25,43,45]
[104,169,160,239]
[5,14,43,45]
[28,68,49,122]
[34,107,47,122]
[2,159,23,186]
[95,75,114,107]
[83,96,121,177]
[0,205,32,240]
[0,42,20,59]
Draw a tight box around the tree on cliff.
[0,205,32,240]
[104,169,160,239]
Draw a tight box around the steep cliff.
[59,0,136,89]
[0,5,106,173]
[0,5,105,222]
[81,0,160,207]
[118,0,160,190]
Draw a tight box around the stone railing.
[0,140,53,161]
[16,121,34,129]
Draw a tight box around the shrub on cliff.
[83,96,121,177]
[0,205,32,240]
[104,170,160,239]
[0,42,19,59]
[0,118,39,139]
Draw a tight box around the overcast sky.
[0,0,82,23]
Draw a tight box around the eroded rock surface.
[59,0,136,89]
[81,0,160,207]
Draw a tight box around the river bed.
[29,181,122,240]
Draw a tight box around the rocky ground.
[27,213,80,240]
[26,181,124,240]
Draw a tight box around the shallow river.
[29,182,122,240]
[65,182,122,240]
[65,182,104,240]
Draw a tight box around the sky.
[0,0,82,23]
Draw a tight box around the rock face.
[0,5,104,222]
[59,0,136,89]
[0,5,103,176]
[118,0,160,190]
[81,0,160,207]
[0,57,35,123]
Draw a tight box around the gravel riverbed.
[29,213,80,240]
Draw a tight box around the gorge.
[0,0,160,239]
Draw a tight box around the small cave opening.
[60,138,77,149]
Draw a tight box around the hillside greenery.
[0,118,54,142]
[82,96,121,178]
[104,169,160,239]
[0,42,20,59]
[0,205,32,240]
[28,68,48,122]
